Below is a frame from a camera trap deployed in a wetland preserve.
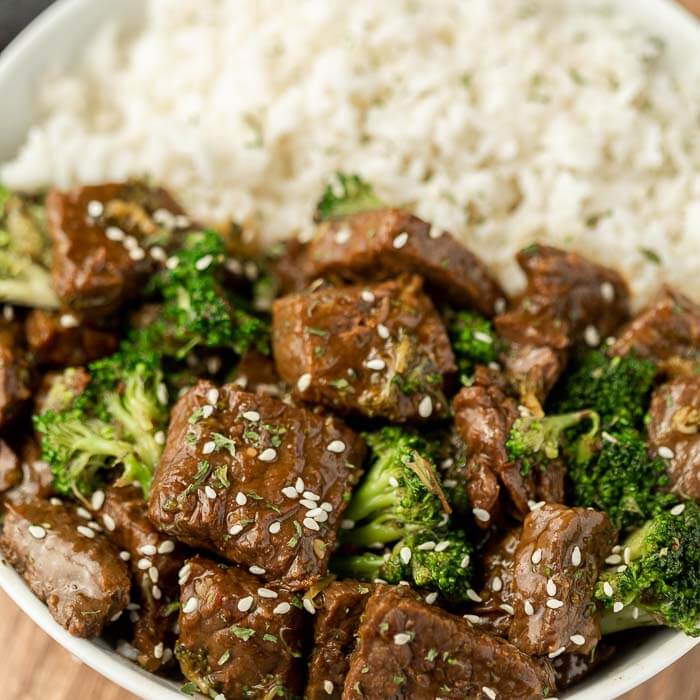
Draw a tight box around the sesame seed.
[28,525,46,540]
[524,600,534,616]
[435,540,450,553]
[570,634,586,646]
[269,521,281,534]
[236,492,248,506]
[204,485,217,499]
[388,476,400,488]
[153,642,164,660]
[472,507,490,522]
[178,564,191,585]
[617,565,628,573]
[152,585,162,600]
[229,524,244,537]
[59,313,79,328]
[602,431,619,444]
[417,541,436,551]
[202,440,216,454]
[418,395,434,418]
[613,601,625,613]
[327,440,346,454]
[87,200,104,218]
[365,358,386,371]
[531,548,543,564]
[91,490,105,511]
[623,547,631,565]
[466,589,482,603]
[166,256,179,270]
[155,430,166,445]
[334,226,351,245]
[129,247,145,261]
[377,323,390,339]
[323,680,334,695]
[393,632,411,645]
[139,544,157,556]
[249,565,266,575]
[584,325,600,347]
[77,525,95,539]
[463,614,481,624]
[243,410,260,422]
[361,290,375,303]
[603,582,614,597]
[303,491,321,501]
[320,502,333,512]
[600,281,615,302]
[658,446,675,460]
[546,598,564,609]
[149,566,159,583]
[138,558,152,571]
[295,477,305,493]
[474,331,493,345]
[548,646,567,659]
[605,554,622,565]
[156,383,168,406]
[491,576,503,593]
[400,547,412,565]
[150,245,166,262]
[632,607,640,620]
[306,507,325,519]
[500,603,515,615]
[117,642,139,661]
[273,602,291,615]
[102,514,116,532]
[494,298,507,314]
[50,498,62,507]
[296,373,312,392]
[612,545,622,553]
[428,225,443,240]
[258,587,278,599]
[238,596,254,612]
[123,235,139,250]
[529,500,545,511]
[76,507,91,519]
[281,486,298,499]
[340,519,355,529]
[201,404,214,418]
[460,554,471,568]
[303,598,316,614]
[300,499,317,509]
[183,597,198,614]
[483,687,496,700]
[105,226,124,241]
[88,521,102,532]
[425,592,438,604]
[120,551,131,562]
[546,578,557,596]
[571,546,582,567]
[304,517,321,531]
[195,255,214,271]
[259,447,278,462]
[392,232,409,249]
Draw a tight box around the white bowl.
[0,1,698,698]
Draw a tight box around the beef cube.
[305,208,505,316]
[0,499,130,637]
[175,556,305,698]
[272,275,455,422]
[344,586,555,699]
[0,438,20,494]
[648,376,700,500]
[509,504,616,658]
[231,349,286,399]
[4,437,54,504]
[100,485,186,672]
[268,238,313,295]
[148,381,365,589]
[25,309,118,366]
[47,181,189,318]
[306,581,373,699]
[452,367,533,523]
[0,321,33,427]
[611,287,700,372]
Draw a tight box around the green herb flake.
[639,247,661,264]
[230,625,256,641]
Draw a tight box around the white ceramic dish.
[0,1,698,698]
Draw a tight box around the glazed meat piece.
[452,367,532,523]
[610,286,700,372]
[306,580,373,699]
[175,556,305,698]
[47,181,189,318]
[273,275,456,422]
[344,586,555,699]
[469,528,521,637]
[648,376,700,500]
[25,309,118,366]
[100,485,186,672]
[551,644,616,691]
[3,437,53,504]
[149,381,365,589]
[230,349,286,398]
[268,238,312,295]
[0,438,20,494]
[509,504,616,658]
[0,320,33,427]
[0,499,130,637]
[304,208,505,316]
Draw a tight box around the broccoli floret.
[552,351,657,429]
[314,173,382,222]
[568,427,678,532]
[35,345,167,500]
[446,310,501,383]
[153,230,269,358]
[506,409,599,477]
[332,529,475,603]
[597,502,700,637]
[341,427,450,548]
[0,187,58,309]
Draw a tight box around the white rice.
[3,0,700,305]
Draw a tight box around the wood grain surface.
[1,1,700,699]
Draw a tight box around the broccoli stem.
[342,520,409,548]
[600,606,659,636]
[331,552,385,581]
[342,467,399,524]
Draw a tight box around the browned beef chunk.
[273,275,455,422]
[0,321,33,427]
[0,438,20,494]
[648,376,700,500]
[230,349,286,398]
[0,499,130,637]
[611,287,700,374]
[3,437,53,504]
[305,208,505,316]
[306,581,373,699]
[34,367,91,415]
[47,181,189,318]
[269,238,312,295]
[25,309,118,366]
[175,556,305,698]
[509,504,616,658]
[100,485,186,672]
[148,381,365,589]
[453,367,533,524]
[468,528,521,637]
[344,586,555,699]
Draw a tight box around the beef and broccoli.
[0,174,697,699]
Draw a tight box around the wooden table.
[2,0,700,698]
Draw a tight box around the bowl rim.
[0,0,698,699]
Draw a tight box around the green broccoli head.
[597,501,700,637]
[446,310,501,383]
[341,427,450,548]
[552,350,657,429]
[506,409,599,477]
[154,230,269,358]
[314,173,382,222]
[0,187,58,309]
[568,427,678,532]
